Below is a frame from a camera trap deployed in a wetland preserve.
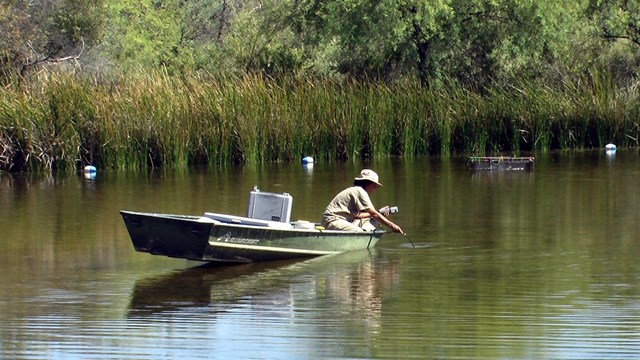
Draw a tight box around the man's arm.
[362,208,403,234]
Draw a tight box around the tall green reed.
[0,69,638,172]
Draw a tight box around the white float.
[83,165,97,180]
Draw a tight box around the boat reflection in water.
[128,249,402,331]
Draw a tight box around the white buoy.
[301,156,314,165]
[83,165,97,180]
[605,143,617,152]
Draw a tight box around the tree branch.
[603,33,640,46]
[21,38,85,75]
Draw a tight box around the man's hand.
[379,206,391,217]
[390,223,403,234]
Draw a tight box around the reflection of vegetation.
[1,153,639,358]
[373,156,640,358]
[1,72,639,172]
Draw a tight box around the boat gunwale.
[119,210,385,237]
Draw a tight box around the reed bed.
[0,71,638,172]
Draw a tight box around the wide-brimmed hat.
[354,169,382,186]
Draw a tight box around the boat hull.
[120,211,383,263]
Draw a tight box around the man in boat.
[321,169,404,233]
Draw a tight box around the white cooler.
[246,188,293,223]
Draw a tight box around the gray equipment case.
[246,188,293,223]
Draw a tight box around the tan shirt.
[322,186,374,225]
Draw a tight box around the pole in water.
[404,233,415,248]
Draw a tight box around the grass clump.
[0,71,638,172]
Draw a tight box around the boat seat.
[200,212,293,229]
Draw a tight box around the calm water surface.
[1,152,639,359]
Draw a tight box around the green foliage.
[103,0,196,74]
[261,0,625,85]
[0,0,104,80]
[50,0,104,49]
[591,0,640,45]
[0,3,32,75]
[2,0,640,86]
[587,0,640,83]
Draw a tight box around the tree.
[0,0,104,77]
[259,0,588,84]
[103,0,187,73]
[590,0,640,45]
[586,0,640,82]
[0,2,35,75]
